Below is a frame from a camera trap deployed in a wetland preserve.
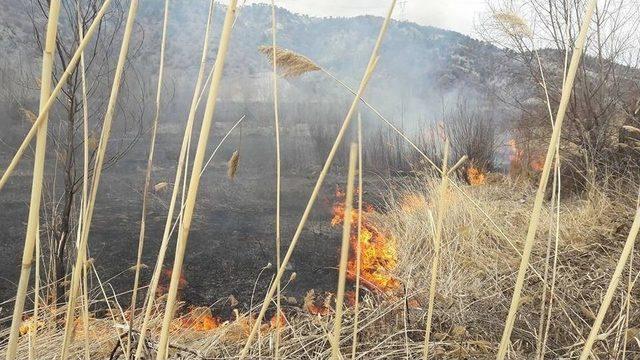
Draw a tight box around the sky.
[241,0,488,36]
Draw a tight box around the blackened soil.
[0,156,386,320]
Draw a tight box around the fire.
[303,289,332,316]
[331,187,399,293]
[176,306,220,331]
[156,268,187,298]
[508,139,544,174]
[19,316,44,336]
[466,166,486,185]
[270,310,287,329]
[530,158,544,172]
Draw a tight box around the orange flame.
[466,166,486,185]
[303,289,332,316]
[331,187,399,293]
[508,139,544,174]
[156,268,187,298]
[177,306,221,331]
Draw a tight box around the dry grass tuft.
[258,45,321,78]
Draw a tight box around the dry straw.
[134,2,216,358]
[76,5,92,358]
[128,0,170,356]
[59,1,139,358]
[331,143,358,360]
[422,138,450,359]
[0,0,115,192]
[156,1,239,358]
[350,113,364,359]
[6,0,60,360]
[496,1,597,358]
[239,2,397,358]
[4,2,61,359]
[579,195,640,359]
[268,1,284,357]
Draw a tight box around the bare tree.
[480,0,640,185]
[25,0,145,302]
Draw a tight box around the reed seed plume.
[227,150,240,180]
[493,10,533,37]
[258,45,320,78]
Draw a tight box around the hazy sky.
[241,0,488,36]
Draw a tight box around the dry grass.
[2,0,639,359]
[3,176,638,359]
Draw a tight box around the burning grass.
[3,177,638,359]
[331,187,399,293]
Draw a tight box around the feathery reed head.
[493,11,532,38]
[258,45,321,78]
[227,150,240,180]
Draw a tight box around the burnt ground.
[0,142,389,320]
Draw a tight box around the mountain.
[0,1,520,132]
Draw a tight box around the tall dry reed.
[156,1,239,358]
[60,1,139,358]
[128,0,170,356]
[331,143,358,359]
[134,2,217,358]
[269,1,284,357]
[5,2,61,359]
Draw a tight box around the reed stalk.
[156,1,239,358]
[423,138,450,359]
[133,2,216,357]
[28,224,42,360]
[5,2,61,358]
[350,113,364,359]
[269,1,283,357]
[578,194,640,359]
[128,0,170,355]
[60,1,139,358]
[77,6,91,358]
[240,2,396,358]
[331,143,357,360]
[0,0,114,192]
[496,1,597,358]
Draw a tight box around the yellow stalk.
[423,138,450,359]
[28,224,42,360]
[60,1,139,358]
[239,2,396,358]
[76,5,92,359]
[497,1,597,358]
[0,0,114,193]
[350,113,363,359]
[5,1,61,358]
[156,1,239,358]
[133,2,216,357]
[270,0,283,357]
[128,0,170,355]
[331,143,358,360]
[579,196,640,359]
